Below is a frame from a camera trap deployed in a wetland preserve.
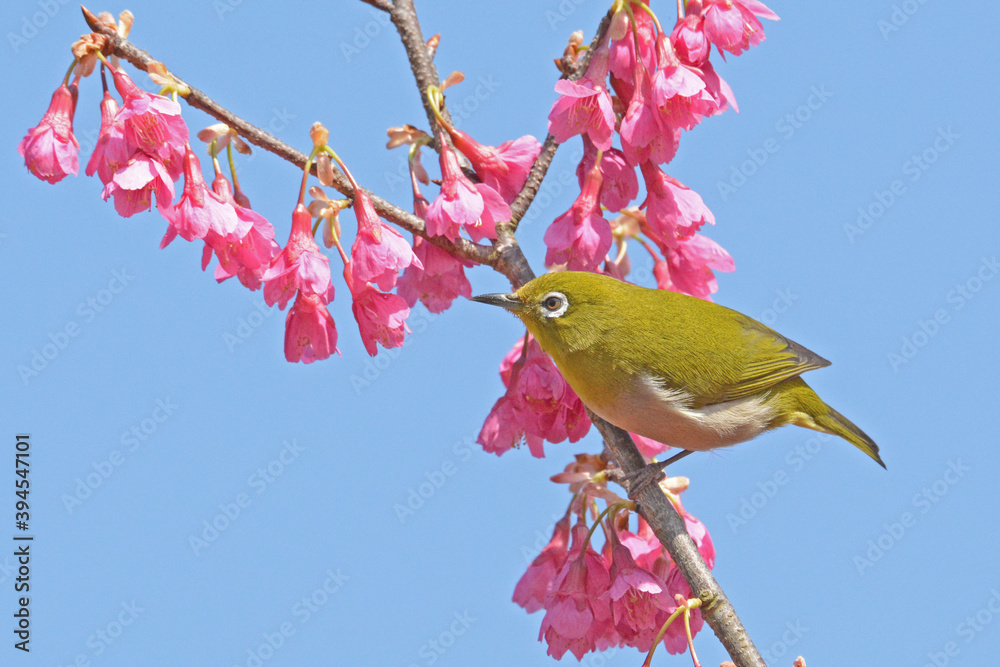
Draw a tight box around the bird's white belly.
[592,375,775,452]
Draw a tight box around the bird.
[471,270,885,468]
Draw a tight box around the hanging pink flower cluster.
[344,188,419,356]
[394,109,541,314]
[94,66,187,216]
[545,0,777,299]
[478,336,591,458]
[515,456,716,661]
[397,168,474,313]
[17,55,426,364]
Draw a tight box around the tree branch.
[389,0,455,151]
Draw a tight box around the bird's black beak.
[470,292,523,312]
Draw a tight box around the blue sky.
[2,1,999,665]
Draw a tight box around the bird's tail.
[813,405,885,469]
[773,377,886,469]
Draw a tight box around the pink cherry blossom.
[478,391,529,457]
[263,204,334,309]
[478,337,591,458]
[609,70,636,112]
[110,67,188,178]
[396,235,472,314]
[545,162,612,271]
[283,291,338,364]
[671,10,711,65]
[161,147,239,243]
[425,138,509,242]
[653,33,719,131]
[398,169,472,313]
[668,494,715,569]
[653,259,672,290]
[702,0,779,57]
[539,521,615,660]
[658,232,735,301]
[577,141,638,213]
[540,558,599,660]
[18,83,79,184]
[203,174,280,290]
[640,162,715,249]
[632,431,671,459]
[680,508,716,569]
[447,128,542,203]
[350,282,410,356]
[100,151,175,218]
[86,91,130,186]
[350,189,421,292]
[618,516,663,570]
[425,141,482,240]
[466,182,510,243]
[517,349,592,456]
[698,60,740,114]
[619,71,679,166]
[605,542,673,650]
[513,515,571,613]
[547,41,615,150]
[608,7,657,82]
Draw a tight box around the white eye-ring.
[540,291,569,318]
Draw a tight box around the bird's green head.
[470,271,618,353]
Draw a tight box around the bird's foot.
[617,449,694,500]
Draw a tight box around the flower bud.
[426,34,440,59]
[310,122,329,148]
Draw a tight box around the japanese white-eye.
[472,271,884,468]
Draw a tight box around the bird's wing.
[709,323,831,404]
[637,287,831,408]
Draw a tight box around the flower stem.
[321,146,362,194]
[63,59,79,86]
[226,142,242,192]
[632,0,664,33]
[684,601,702,667]
[582,501,626,554]
[297,146,320,205]
[93,50,112,69]
[425,85,449,128]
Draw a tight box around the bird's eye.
[540,292,568,317]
